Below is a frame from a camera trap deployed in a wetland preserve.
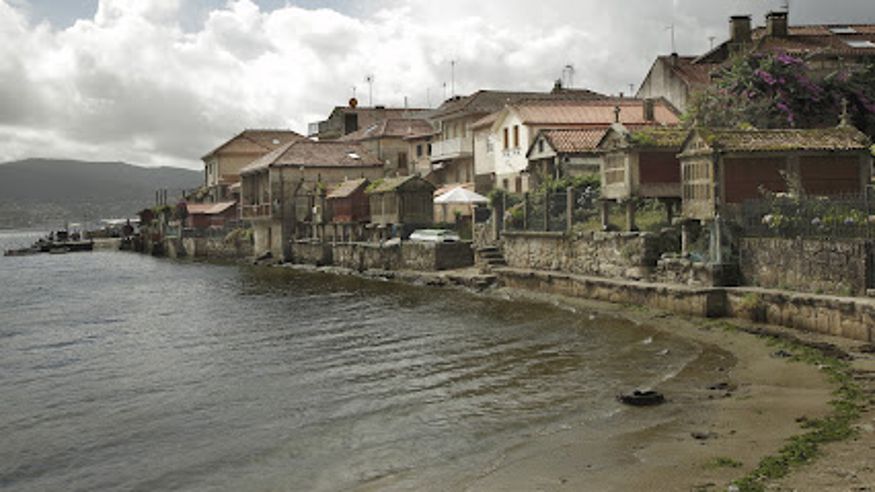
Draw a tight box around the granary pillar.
[600,200,612,231]
[681,221,691,256]
[625,200,638,232]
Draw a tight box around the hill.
[0,158,202,229]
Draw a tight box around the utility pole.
[666,24,676,53]
[450,60,456,98]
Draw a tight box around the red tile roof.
[201,129,306,160]
[541,128,609,153]
[339,118,435,142]
[240,141,382,174]
[511,99,681,126]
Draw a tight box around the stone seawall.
[739,237,873,296]
[501,230,678,281]
[496,267,874,342]
[291,241,474,272]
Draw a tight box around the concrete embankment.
[495,267,875,342]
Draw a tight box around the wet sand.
[458,289,836,491]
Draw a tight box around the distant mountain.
[0,158,202,229]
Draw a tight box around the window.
[538,139,544,153]
[514,176,522,193]
[416,144,423,158]
[427,144,432,155]
[503,128,509,149]
[398,152,408,171]
[513,125,520,149]
[502,178,509,190]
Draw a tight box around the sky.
[2,0,875,170]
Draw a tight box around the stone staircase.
[476,246,507,271]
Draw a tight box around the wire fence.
[504,187,601,233]
[733,191,874,239]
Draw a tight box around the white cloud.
[1,0,874,169]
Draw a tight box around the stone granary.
[239,141,384,259]
[366,175,436,236]
[326,178,370,224]
[525,128,607,186]
[185,201,238,229]
[677,125,873,254]
[597,124,687,231]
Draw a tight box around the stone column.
[523,192,530,231]
[681,220,690,256]
[600,200,611,231]
[566,186,574,234]
[625,200,638,232]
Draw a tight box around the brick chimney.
[766,11,788,37]
[729,15,752,44]
[643,99,655,122]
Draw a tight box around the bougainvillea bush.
[687,52,875,138]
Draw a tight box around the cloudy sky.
[2,0,874,170]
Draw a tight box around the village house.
[404,129,436,177]
[367,175,436,235]
[239,141,384,259]
[677,125,872,242]
[184,201,238,230]
[201,129,306,203]
[310,101,428,140]
[637,12,875,112]
[428,85,605,193]
[339,118,436,176]
[525,128,608,186]
[326,178,371,224]
[473,98,681,194]
[596,124,688,231]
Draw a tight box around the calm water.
[0,231,698,491]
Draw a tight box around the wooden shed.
[367,175,436,229]
[326,178,370,223]
[678,126,873,222]
[597,124,687,231]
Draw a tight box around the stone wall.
[739,237,872,296]
[501,230,678,281]
[297,241,474,272]
[179,236,253,260]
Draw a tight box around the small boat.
[617,390,665,406]
[49,246,71,254]
[4,247,41,257]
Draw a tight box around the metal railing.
[734,190,873,239]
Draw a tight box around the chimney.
[670,52,679,67]
[729,15,752,44]
[643,99,655,122]
[766,11,788,37]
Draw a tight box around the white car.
[409,229,461,243]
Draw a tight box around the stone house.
[311,101,427,140]
[367,175,436,233]
[201,129,305,203]
[339,118,436,177]
[239,141,384,259]
[637,12,875,112]
[678,125,873,224]
[326,178,370,224]
[597,124,687,231]
[526,128,608,187]
[405,129,436,178]
[474,98,681,194]
[429,86,605,193]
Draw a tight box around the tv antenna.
[365,74,374,106]
[563,64,575,88]
[708,36,716,49]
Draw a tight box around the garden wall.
[739,237,873,296]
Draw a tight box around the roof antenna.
[781,0,790,13]
[450,60,456,98]
[614,105,621,123]
[708,36,716,49]
[563,64,575,88]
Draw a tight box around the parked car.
[409,229,461,243]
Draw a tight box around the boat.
[617,390,665,406]
[4,229,94,257]
[4,247,41,257]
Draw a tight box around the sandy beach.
[452,288,866,492]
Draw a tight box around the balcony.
[430,136,473,162]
